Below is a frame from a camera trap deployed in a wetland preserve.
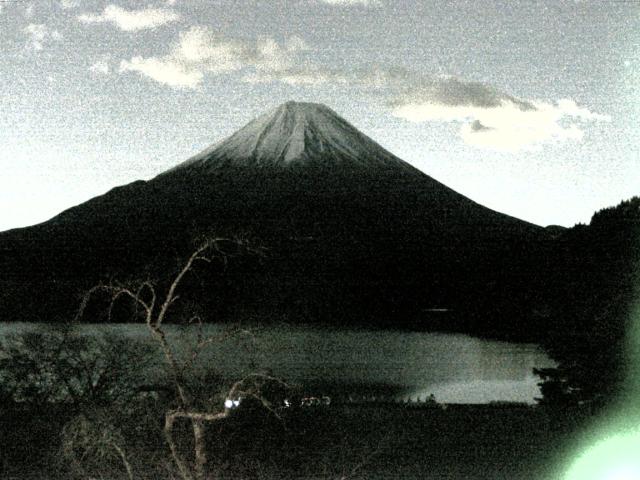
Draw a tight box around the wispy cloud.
[23,24,63,51]
[241,63,409,88]
[317,0,380,5]
[242,67,349,86]
[119,26,308,88]
[89,59,111,75]
[391,78,611,151]
[60,0,79,9]
[120,56,203,88]
[78,5,180,31]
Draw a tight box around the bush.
[0,325,158,407]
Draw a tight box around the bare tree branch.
[110,441,134,480]
[164,413,195,480]
[155,238,227,328]
[78,237,277,480]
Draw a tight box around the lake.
[0,322,555,404]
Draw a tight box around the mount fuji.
[0,102,552,338]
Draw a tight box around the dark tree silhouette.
[537,197,640,408]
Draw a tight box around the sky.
[0,0,638,231]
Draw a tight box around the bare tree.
[61,411,135,480]
[0,325,156,479]
[78,238,287,480]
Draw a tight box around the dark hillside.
[537,197,640,406]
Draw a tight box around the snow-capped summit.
[175,101,420,173]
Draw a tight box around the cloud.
[23,24,46,50]
[119,26,307,88]
[60,0,79,9]
[114,26,608,152]
[285,35,310,52]
[23,24,63,51]
[317,0,379,5]
[171,27,246,71]
[89,59,110,75]
[78,5,180,31]
[390,78,611,151]
[120,57,203,88]
[242,63,412,88]
[396,77,536,111]
[242,65,352,86]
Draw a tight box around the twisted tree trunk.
[79,239,273,480]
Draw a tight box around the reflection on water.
[0,322,555,404]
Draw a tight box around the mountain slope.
[0,102,551,338]
[170,101,421,172]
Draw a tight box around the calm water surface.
[0,322,555,404]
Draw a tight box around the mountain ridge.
[168,101,422,174]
